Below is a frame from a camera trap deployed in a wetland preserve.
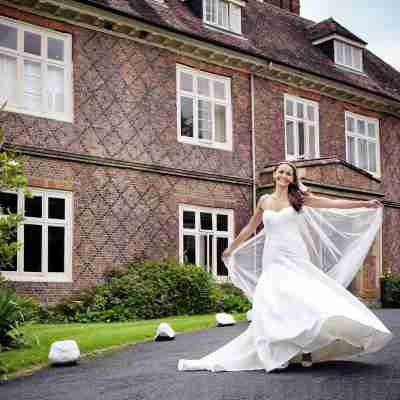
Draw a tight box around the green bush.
[44,259,223,323]
[0,288,29,350]
[216,282,251,313]
[381,271,400,308]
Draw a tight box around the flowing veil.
[223,193,383,302]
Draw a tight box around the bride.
[178,162,393,373]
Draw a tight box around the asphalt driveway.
[1,309,399,400]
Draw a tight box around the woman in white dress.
[178,162,393,373]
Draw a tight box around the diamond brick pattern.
[7,157,252,303]
[0,24,253,180]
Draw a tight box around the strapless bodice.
[262,207,300,234]
[262,207,307,255]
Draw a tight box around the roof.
[78,0,400,103]
[307,17,368,45]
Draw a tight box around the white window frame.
[334,40,363,73]
[176,64,233,151]
[345,111,381,178]
[0,188,73,282]
[284,94,320,161]
[178,204,234,281]
[203,0,243,35]
[0,16,73,123]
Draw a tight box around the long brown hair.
[273,162,310,212]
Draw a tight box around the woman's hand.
[365,199,383,208]
[223,247,233,258]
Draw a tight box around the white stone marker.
[155,322,175,341]
[216,313,236,327]
[246,309,253,322]
[48,340,80,365]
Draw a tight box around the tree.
[0,102,29,271]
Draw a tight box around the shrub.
[45,258,223,323]
[0,288,29,350]
[381,271,400,308]
[216,282,251,313]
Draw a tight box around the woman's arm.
[304,193,383,209]
[223,198,265,257]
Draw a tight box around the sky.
[300,0,400,71]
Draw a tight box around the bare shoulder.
[257,194,271,211]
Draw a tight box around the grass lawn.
[0,312,245,379]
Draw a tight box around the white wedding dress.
[178,198,393,373]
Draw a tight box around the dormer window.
[203,0,243,35]
[309,18,367,74]
[334,40,363,72]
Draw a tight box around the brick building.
[0,0,399,305]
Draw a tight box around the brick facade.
[1,4,399,304]
[6,156,252,303]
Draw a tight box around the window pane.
[0,54,17,104]
[0,23,17,50]
[357,120,365,135]
[347,136,356,164]
[198,99,212,140]
[0,192,17,214]
[183,235,195,264]
[47,65,64,113]
[230,3,242,34]
[24,224,42,272]
[298,122,305,157]
[25,195,42,218]
[218,0,229,28]
[215,104,226,143]
[180,96,193,138]
[183,210,195,229]
[307,105,315,121]
[346,116,355,132]
[180,72,193,92]
[367,123,376,138]
[48,226,64,273]
[354,48,362,70]
[297,102,304,119]
[358,138,368,169]
[200,212,212,230]
[217,237,229,276]
[24,60,42,111]
[368,142,377,173]
[24,31,41,56]
[308,125,316,158]
[344,43,352,66]
[286,120,295,156]
[285,99,294,116]
[205,0,217,24]
[214,81,225,100]
[199,234,212,273]
[197,77,210,97]
[217,214,228,231]
[48,198,65,219]
[336,41,344,64]
[48,37,64,61]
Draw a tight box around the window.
[284,95,319,160]
[177,65,232,151]
[179,205,233,280]
[334,40,363,72]
[0,16,73,122]
[0,189,73,282]
[345,112,380,177]
[203,0,243,34]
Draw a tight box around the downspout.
[251,74,257,212]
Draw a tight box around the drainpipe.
[250,73,256,212]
